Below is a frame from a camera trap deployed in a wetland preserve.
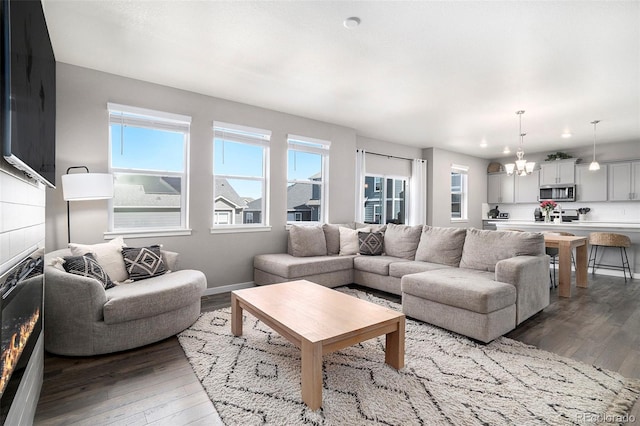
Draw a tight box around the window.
[287,135,330,223]
[213,121,270,230]
[108,103,190,234]
[363,175,407,224]
[451,165,468,220]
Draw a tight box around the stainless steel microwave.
[539,184,576,202]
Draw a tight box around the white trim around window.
[107,104,191,237]
[450,164,469,222]
[212,121,271,232]
[286,134,330,224]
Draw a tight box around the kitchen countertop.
[489,220,640,232]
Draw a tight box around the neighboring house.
[214,178,248,225]
[113,175,181,228]
[244,198,262,224]
[286,182,319,222]
[363,176,406,225]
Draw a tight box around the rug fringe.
[603,378,640,422]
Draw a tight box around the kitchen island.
[490,221,639,280]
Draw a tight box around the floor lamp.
[61,166,114,243]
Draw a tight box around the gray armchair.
[44,249,206,356]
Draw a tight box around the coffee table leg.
[231,293,242,336]
[385,317,405,369]
[301,339,323,410]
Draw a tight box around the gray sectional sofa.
[254,224,550,342]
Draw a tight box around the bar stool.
[588,232,633,282]
[543,231,576,288]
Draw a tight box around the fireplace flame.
[0,308,40,395]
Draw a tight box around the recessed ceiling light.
[480,140,488,148]
[561,132,572,138]
[503,146,511,154]
[344,17,361,29]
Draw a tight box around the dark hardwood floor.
[34,275,640,425]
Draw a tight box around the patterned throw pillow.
[121,245,167,281]
[63,253,115,289]
[359,231,384,256]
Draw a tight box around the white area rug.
[178,287,640,425]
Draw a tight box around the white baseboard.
[203,281,255,296]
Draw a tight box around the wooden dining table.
[544,234,588,298]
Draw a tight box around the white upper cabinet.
[575,164,607,201]
[487,173,514,204]
[608,161,640,201]
[515,170,540,203]
[539,159,576,185]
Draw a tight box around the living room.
[1,0,639,424]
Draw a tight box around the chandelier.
[505,110,535,176]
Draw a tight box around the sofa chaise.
[254,224,550,342]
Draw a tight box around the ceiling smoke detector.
[343,17,361,29]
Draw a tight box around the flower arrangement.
[540,200,557,213]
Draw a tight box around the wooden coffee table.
[231,280,405,410]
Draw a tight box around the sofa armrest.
[495,255,550,324]
[44,266,109,355]
[161,250,179,271]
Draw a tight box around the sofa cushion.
[388,261,452,278]
[459,228,545,272]
[323,223,352,255]
[103,270,205,324]
[289,225,327,257]
[401,269,516,314]
[358,231,384,256]
[69,236,128,282]
[254,254,354,279]
[355,222,387,233]
[415,226,467,266]
[339,227,369,255]
[383,224,422,260]
[353,256,409,276]
[121,245,168,281]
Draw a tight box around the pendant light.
[505,110,535,176]
[589,120,601,171]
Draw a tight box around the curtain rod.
[357,149,423,163]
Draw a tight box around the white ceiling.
[42,0,640,159]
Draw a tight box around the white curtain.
[354,149,366,223]
[409,159,427,225]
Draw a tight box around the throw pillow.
[459,228,545,272]
[415,226,467,266]
[69,236,128,282]
[383,224,423,260]
[358,231,384,256]
[322,223,352,255]
[121,245,168,281]
[339,227,370,255]
[289,225,327,257]
[62,253,115,289]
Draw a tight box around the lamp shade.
[62,173,114,201]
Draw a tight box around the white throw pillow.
[69,236,128,282]
[339,227,370,255]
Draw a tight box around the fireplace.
[0,252,44,422]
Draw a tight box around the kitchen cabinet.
[608,161,640,201]
[539,159,576,185]
[576,164,607,201]
[515,170,540,203]
[487,173,514,204]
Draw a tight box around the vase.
[544,211,551,223]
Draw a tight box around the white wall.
[424,147,489,229]
[48,63,357,289]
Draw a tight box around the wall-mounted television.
[1,0,56,188]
